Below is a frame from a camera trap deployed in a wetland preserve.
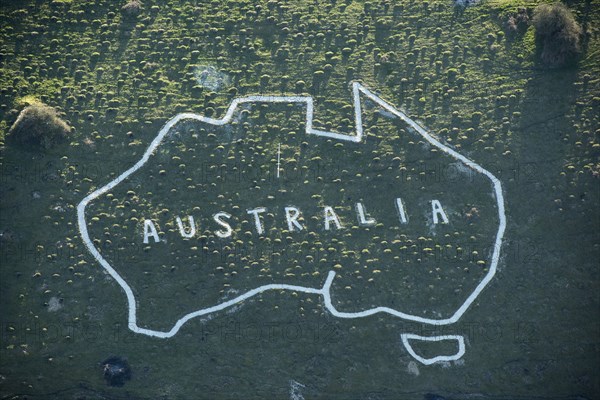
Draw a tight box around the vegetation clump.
[504,7,530,38]
[8,102,71,149]
[532,2,582,67]
[101,356,132,387]
[121,0,143,18]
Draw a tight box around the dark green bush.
[8,103,71,149]
[532,3,581,67]
[504,7,530,38]
[121,0,143,18]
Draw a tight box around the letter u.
[176,215,196,238]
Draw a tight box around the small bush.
[504,8,530,38]
[121,0,142,18]
[8,103,71,149]
[532,3,581,67]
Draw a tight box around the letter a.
[431,200,449,224]
[143,219,160,243]
[176,215,196,239]
[323,206,343,230]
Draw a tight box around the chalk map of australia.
[78,82,506,364]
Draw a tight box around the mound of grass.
[121,0,142,18]
[533,2,582,67]
[8,102,71,149]
[503,7,530,38]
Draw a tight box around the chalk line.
[277,143,281,178]
[77,81,506,361]
[400,333,466,365]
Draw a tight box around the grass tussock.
[533,2,582,67]
[9,103,71,149]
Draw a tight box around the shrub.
[121,0,143,18]
[504,8,530,38]
[8,103,71,149]
[532,3,581,67]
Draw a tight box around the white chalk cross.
[277,143,281,179]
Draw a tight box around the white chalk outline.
[400,334,466,365]
[77,82,506,363]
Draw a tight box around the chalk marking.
[277,143,281,178]
[77,81,506,362]
[400,334,466,365]
[289,379,306,400]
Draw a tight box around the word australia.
[142,199,450,243]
